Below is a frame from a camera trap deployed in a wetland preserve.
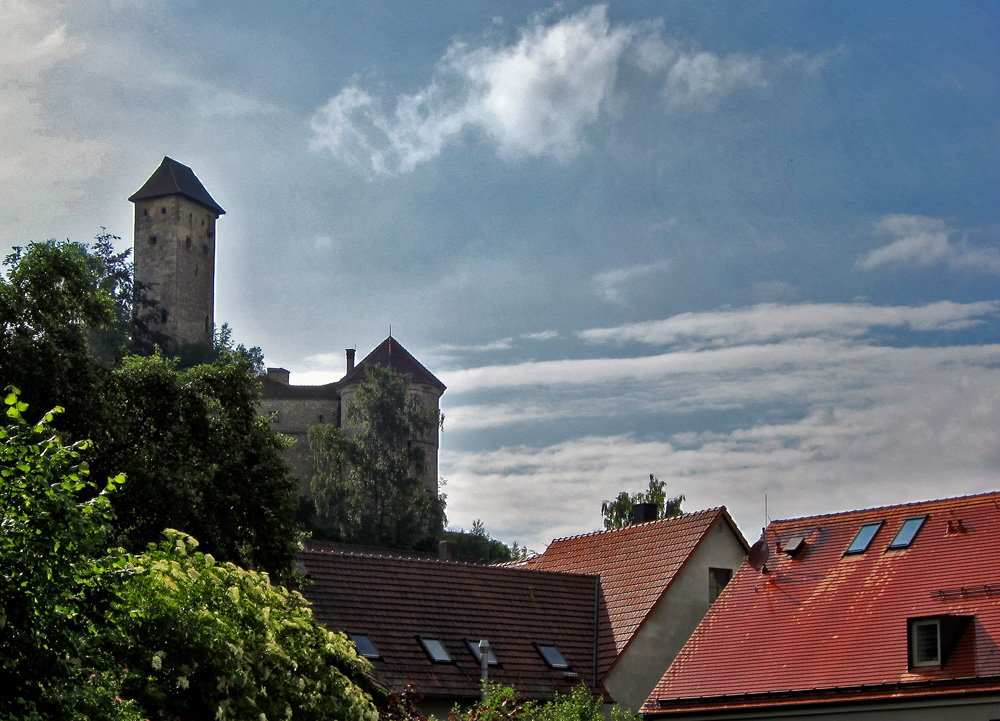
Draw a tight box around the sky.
[4,0,999,552]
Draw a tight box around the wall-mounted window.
[160,308,168,324]
[466,640,498,666]
[910,619,940,667]
[419,638,452,663]
[161,207,166,214]
[186,237,192,249]
[202,244,209,255]
[143,209,148,216]
[149,236,157,246]
[888,516,927,550]
[908,615,973,669]
[535,643,568,669]
[845,521,883,555]
[709,568,733,603]
[349,634,380,660]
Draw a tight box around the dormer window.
[535,643,568,669]
[349,634,380,659]
[466,640,498,665]
[419,637,452,663]
[845,521,883,555]
[888,515,927,550]
[908,615,973,669]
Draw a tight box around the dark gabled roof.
[299,546,614,702]
[523,508,745,664]
[340,336,445,393]
[643,491,1000,716]
[129,156,225,215]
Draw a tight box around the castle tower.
[129,157,225,349]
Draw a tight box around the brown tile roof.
[523,508,744,663]
[299,546,613,703]
[342,336,446,392]
[643,491,1000,715]
[129,156,225,215]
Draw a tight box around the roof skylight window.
[535,643,569,669]
[349,634,380,659]
[419,637,452,663]
[845,521,883,555]
[466,640,498,665]
[888,515,927,550]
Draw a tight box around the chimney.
[266,367,290,385]
[346,348,356,373]
[438,540,458,562]
[630,502,658,525]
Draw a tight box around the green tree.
[100,348,298,582]
[0,236,299,581]
[307,365,445,550]
[444,683,638,721]
[0,388,135,720]
[92,530,379,721]
[601,474,684,530]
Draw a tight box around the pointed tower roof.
[129,156,225,215]
[341,336,446,392]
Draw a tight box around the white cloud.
[311,5,633,174]
[856,215,1000,273]
[436,338,514,353]
[574,300,1000,347]
[663,51,765,110]
[593,260,671,304]
[522,330,559,341]
[310,5,794,174]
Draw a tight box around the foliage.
[443,520,531,564]
[100,349,299,582]
[0,235,298,580]
[0,388,134,720]
[601,474,683,530]
[307,364,445,550]
[91,530,380,721]
[445,684,637,721]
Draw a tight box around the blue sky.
[4,0,999,551]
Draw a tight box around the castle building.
[130,157,225,349]
[259,340,445,495]
[130,157,445,495]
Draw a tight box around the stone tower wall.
[134,194,218,348]
[259,395,340,493]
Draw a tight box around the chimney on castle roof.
[346,348,356,373]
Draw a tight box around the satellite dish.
[747,530,770,573]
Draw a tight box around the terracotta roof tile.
[300,547,613,702]
[643,491,1000,714]
[523,509,740,658]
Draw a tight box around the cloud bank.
[438,300,1000,550]
[857,215,1000,274]
[310,5,797,174]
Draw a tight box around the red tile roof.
[522,508,744,665]
[129,156,225,215]
[643,491,1000,715]
[299,546,614,703]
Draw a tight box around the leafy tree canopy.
[0,390,379,720]
[601,474,684,530]
[307,364,445,550]
[0,235,297,580]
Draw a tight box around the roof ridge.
[301,547,599,577]
[769,489,1000,526]
[546,507,724,545]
